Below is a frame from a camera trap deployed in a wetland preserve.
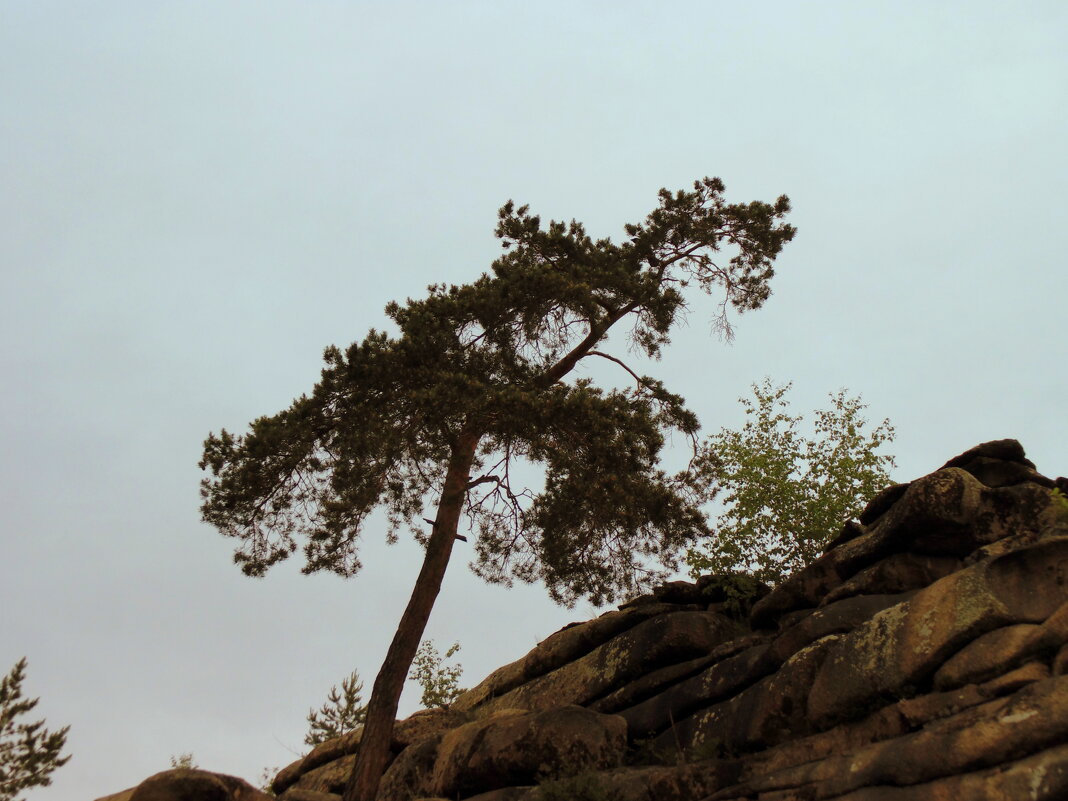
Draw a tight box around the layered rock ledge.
[104,440,1068,801]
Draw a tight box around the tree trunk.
[341,429,481,801]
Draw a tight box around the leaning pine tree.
[199,177,795,801]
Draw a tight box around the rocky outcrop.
[262,440,1068,801]
[110,768,273,801]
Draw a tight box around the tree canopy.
[201,177,794,605]
[685,379,896,585]
[199,176,795,801]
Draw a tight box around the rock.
[273,706,464,795]
[462,790,531,801]
[526,762,739,801]
[375,731,446,801]
[807,537,1068,729]
[651,580,707,605]
[940,438,1034,470]
[452,603,686,714]
[858,482,911,525]
[979,661,1050,695]
[622,641,776,739]
[289,755,354,796]
[428,706,626,799]
[474,610,741,717]
[95,791,135,801]
[129,769,272,801]
[768,591,916,665]
[588,652,718,714]
[1055,644,1068,675]
[747,468,985,629]
[933,623,1047,690]
[710,675,1068,799]
[821,553,961,605]
[119,442,1068,801]
[723,742,1068,800]
[655,635,841,757]
[954,456,1056,488]
[278,790,340,801]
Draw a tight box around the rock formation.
[97,768,274,801]
[105,440,1068,801]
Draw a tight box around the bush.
[686,379,895,586]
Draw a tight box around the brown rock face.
[129,769,272,801]
[429,706,626,799]
[471,610,743,717]
[109,440,1065,801]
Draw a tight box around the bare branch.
[585,350,645,388]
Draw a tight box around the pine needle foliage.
[686,379,895,585]
[199,177,795,605]
[0,659,70,801]
[305,670,367,746]
[198,176,795,801]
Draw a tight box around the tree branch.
[466,474,501,490]
[585,350,645,388]
[536,303,638,387]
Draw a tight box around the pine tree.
[305,670,367,746]
[0,659,70,801]
[199,176,795,800]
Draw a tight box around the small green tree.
[305,670,367,746]
[0,659,70,801]
[408,641,464,708]
[686,379,895,585]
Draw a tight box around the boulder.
[621,642,775,739]
[807,537,1068,729]
[711,675,1068,799]
[129,769,272,801]
[278,790,340,801]
[273,706,464,795]
[939,438,1034,469]
[428,706,626,799]
[932,623,1047,690]
[654,635,842,757]
[525,762,739,801]
[452,603,685,714]
[288,755,354,796]
[474,610,741,717]
[821,553,960,604]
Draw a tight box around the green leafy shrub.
[686,379,895,586]
[408,641,464,709]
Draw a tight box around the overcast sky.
[2,2,1066,799]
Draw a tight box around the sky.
[1,2,1066,798]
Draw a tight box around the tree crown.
[200,178,795,604]
[685,379,896,585]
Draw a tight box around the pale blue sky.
[2,2,1066,798]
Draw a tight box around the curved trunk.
[341,429,480,801]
